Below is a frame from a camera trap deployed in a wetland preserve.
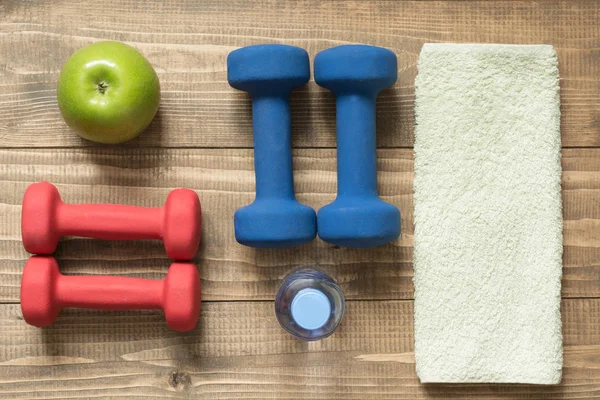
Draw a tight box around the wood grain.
[0,0,599,148]
[0,299,597,399]
[1,1,599,398]
[0,148,599,302]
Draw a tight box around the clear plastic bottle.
[275,267,345,341]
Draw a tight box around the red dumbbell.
[22,182,201,260]
[20,257,201,332]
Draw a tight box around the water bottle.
[275,267,345,341]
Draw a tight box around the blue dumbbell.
[314,45,401,248]
[227,44,317,248]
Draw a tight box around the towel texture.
[413,44,562,384]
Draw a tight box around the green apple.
[57,41,160,144]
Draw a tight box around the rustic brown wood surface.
[0,300,598,399]
[0,0,599,399]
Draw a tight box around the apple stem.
[97,81,108,94]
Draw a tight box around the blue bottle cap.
[290,288,331,330]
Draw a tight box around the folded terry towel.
[413,44,563,384]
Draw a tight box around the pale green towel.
[413,44,563,384]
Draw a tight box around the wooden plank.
[0,148,598,302]
[0,0,598,148]
[0,299,597,399]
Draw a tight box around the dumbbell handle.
[336,94,378,197]
[54,274,163,310]
[252,95,295,200]
[57,203,163,240]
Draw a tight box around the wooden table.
[0,1,598,398]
